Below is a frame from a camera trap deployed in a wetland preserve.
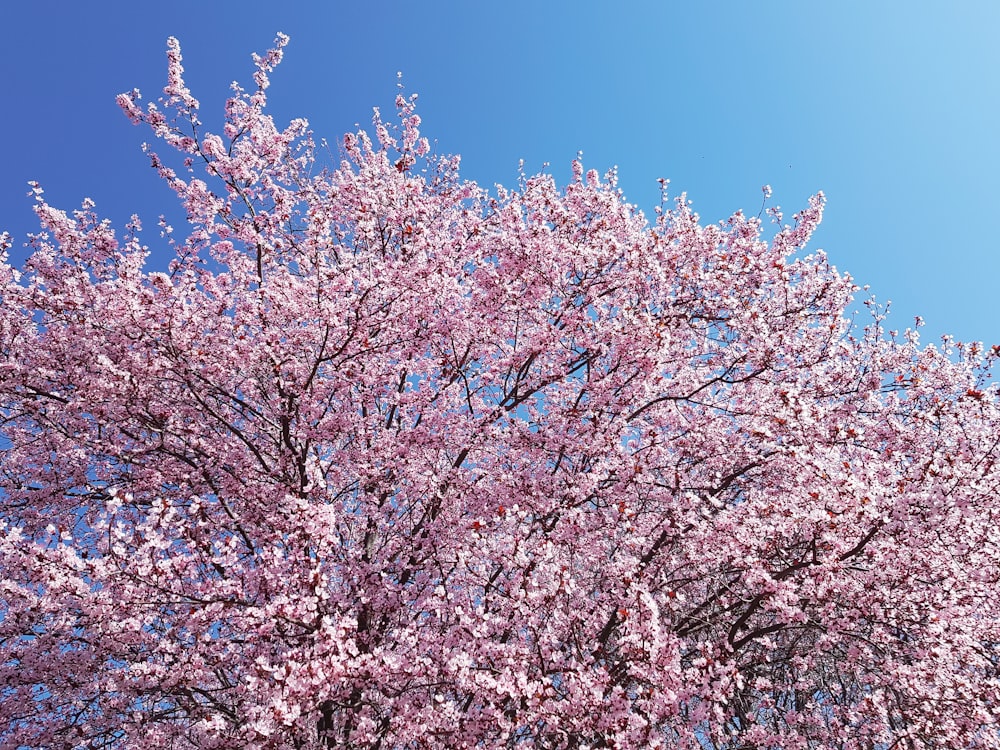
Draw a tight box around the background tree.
[1,36,998,749]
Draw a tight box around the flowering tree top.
[1,35,998,750]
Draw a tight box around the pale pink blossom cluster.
[0,35,998,749]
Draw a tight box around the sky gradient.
[2,1,998,346]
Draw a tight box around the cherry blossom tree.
[1,35,998,749]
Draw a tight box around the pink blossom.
[0,35,997,750]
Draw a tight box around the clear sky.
[2,1,998,347]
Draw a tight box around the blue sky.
[2,2,998,346]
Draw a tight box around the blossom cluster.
[1,36,998,749]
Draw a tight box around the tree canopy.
[1,35,998,749]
